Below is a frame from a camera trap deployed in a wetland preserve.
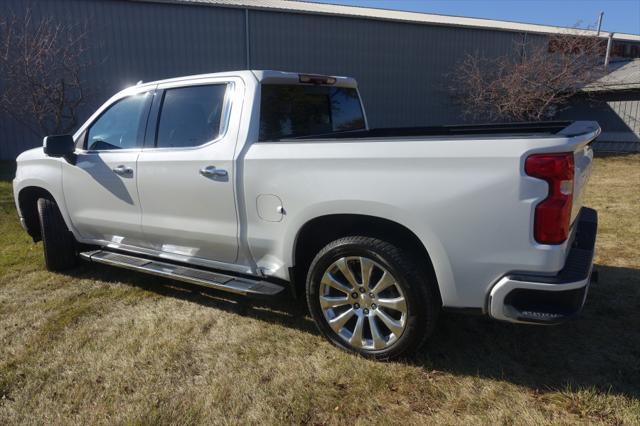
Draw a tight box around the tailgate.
[571,141,595,224]
[558,122,600,225]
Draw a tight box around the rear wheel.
[37,198,78,271]
[306,236,439,360]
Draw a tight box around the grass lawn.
[0,155,639,424]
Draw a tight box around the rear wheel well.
[292,214,440,302]
[18,186,55,242]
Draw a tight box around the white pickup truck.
[13,70,599,359]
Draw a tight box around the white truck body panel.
[63,150,142,244]
[242,131,597,308]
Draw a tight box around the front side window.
[156,84,227,148]
[86,93,150,150]
[259,84,366,141]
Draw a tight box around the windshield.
[259,84,366,141]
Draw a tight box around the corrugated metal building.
[1,0,639,158]
[558,59,640,152]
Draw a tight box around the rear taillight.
[525,153,574,244]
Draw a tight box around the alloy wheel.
[319,256,408,350]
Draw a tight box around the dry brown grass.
[0,156,639,425]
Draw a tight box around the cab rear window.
[259,84,365,141]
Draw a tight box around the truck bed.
[291,121,574,140]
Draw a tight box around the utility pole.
[597,12,613,70]
[596,11,604,36]
[604,32,614,69]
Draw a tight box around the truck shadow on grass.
[68,262,639,400]
[67,262,319,335]
[418,263,640,400]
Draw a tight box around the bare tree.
[0,9,92,137]
[450,28,607,122]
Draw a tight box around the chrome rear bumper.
[488,207,598,324]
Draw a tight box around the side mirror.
[43,135,76,161]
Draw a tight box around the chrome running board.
[79,250,285,297]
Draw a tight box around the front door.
[63,90,153,246]
[136,80,239,263]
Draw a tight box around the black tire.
[306,236,439,360]
[37,197,78,271]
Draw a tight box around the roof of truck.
[136,70,358,89]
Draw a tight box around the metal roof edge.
[128,0,640,42]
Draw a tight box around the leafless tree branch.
[0,8,92,137]
[450,26,607,122]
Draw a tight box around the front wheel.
[37,198,78,271]
[306,236,439,360]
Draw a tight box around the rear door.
[62,89,154,245]
[136,78,241,263]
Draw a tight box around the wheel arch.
[291,213,442,305]
[17,186,61,242]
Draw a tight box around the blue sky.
[310,0,640,35]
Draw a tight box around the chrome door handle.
[199,166,228,178]
[113,165,133,175]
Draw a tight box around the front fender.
[13,150,79,238]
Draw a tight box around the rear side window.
[156,84,227,148]
[259,84,365,141]
[86,93,151,150]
